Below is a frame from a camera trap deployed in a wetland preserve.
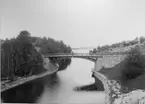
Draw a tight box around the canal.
[1,59,105,104]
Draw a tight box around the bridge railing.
[45,51,131,57]
[45,44,145,57]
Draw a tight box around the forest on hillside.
[90,37,145,53]
[1,30,72,80]
[31,35,72,71]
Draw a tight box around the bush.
[121,46,145,80]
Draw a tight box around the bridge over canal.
[1,51,129,92]
[44,52,128,62]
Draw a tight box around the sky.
[0,0,145,48]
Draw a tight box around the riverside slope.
[1,58,58,92]
[93,70,145,104]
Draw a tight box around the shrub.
[121,46,145,80]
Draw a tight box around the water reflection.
[1,74,57,103]
[37,59,105,104]
[1,59,106,104]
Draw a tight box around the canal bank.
[1,57,58,92]
[92,48,145,104]
[37,59,106,104]
[1,58,106,104]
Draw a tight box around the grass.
[99,45,145,93]
[121,47,145,80]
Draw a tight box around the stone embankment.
[92,69,145,104]
[1,58,58,92]
[92,70,111,104]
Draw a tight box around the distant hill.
[90,36,145,53]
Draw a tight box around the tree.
[92,48,97,53]
[140,36,145,44]
[1,30,45,78]
[121,47,145,80]
[97,46,101,51]
[35,37,72,71]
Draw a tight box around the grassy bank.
[99,45,145,93]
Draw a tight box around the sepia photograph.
[0,0,145,103]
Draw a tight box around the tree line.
[31,35,72,71]
[1,30,72,80]
[90,37,145,53]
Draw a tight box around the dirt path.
[1,58,58,92]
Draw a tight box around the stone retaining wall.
[92,70,145,104]
[92,70,111,104]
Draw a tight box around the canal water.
[1,59,105,104]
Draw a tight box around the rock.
[138,97,145,104]
[113,90,145,104]
[93,71,145,104]
[74,83,98,91]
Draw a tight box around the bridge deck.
[44,52,130,58]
